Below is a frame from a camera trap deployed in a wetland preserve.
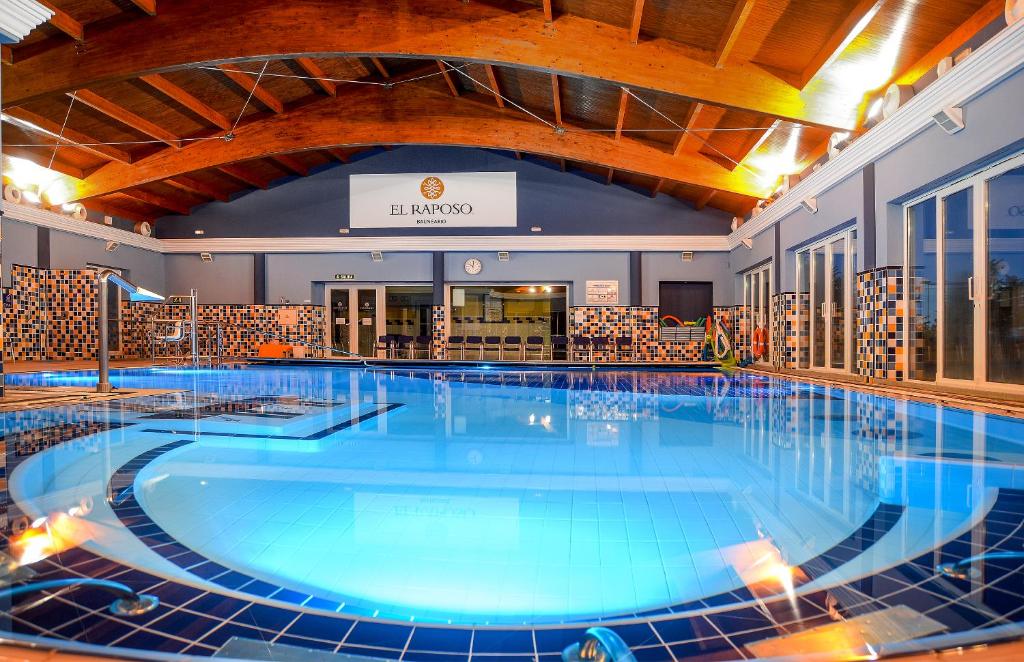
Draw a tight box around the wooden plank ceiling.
[0,0,1002,225]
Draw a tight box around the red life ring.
[752,326,767,359]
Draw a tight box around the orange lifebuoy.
[752,326,767,359]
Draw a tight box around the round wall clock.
[464,258,483,275]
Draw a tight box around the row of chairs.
[375,334,640,361]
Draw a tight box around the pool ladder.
[562,627,637,662]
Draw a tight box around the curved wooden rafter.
[1,0,855,130]
[53,82,768,204]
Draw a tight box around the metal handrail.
[562,627,637,662]
[1,579,159,617]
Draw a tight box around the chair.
[465,335,484,359]
[375,335,394,359]
[446,335,465,360]
[551,335,569,361]
[524,335,545,361]
[394,335,413,359]
[413,335,432,359]
[590,336,611,361]
[483,335,502,360]
[615,336,634,362]
[572,335,592,361]
[503,336,523,361]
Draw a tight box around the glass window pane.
[385,286,433,338]
[797,252,810,369]
[330,289,351,353]
[942,187,974,380]
[830,238,846,369]
[451,285,567,342]
[986,166,1024,384]
[761,267,771,362]
[812,249,826,367]
[907,198,937,381]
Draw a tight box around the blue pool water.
[5,366,1024,632]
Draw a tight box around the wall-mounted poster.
[350,172,517,228]
[585,280,619,305]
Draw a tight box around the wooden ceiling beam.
[37,1,84,41]
[628,0,645,45]
[484,65,505,108]
[1,45,13,65]
[542,0,553,23]
[1,150,85,180]
[550,74,562,126]
[139,74,232,130]
[715,0,755,68]
[436,61,460,96]
[799,0,885,88]
[216,65,285,114]
[605,168,614,185]
[672,103,726,156]
[72,89,182,148]
[271,154,310,176]
[370,57,390,79]
[650,177,663,198]
[895,0,1004,86]
[218,163,273,189]
[122,187,192,215]
[3,106,133,163]
[295,57,337,96]
[60,82,768,202]
[165,175,232,202]
[85,197,156,223]
[126,0,158,15]
[727,117,778,170]
[559,158,567,172]
[614,88,629,140]
[325,148,350,163]
[2,0,854,130]
[694,189,716,210]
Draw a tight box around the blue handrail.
[0,579,159,616]
[562,627,637,662]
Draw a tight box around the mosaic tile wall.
[2,265,98,362]
[771,293,807,370]
[856,266,905,380]
[568,306,708,362]
[121,302,326,359]
[431,305,446,359]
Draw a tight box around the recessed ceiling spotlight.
[530,226,542,233]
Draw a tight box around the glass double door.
[743,265,771,364]
[803,231,855,371]
[907,153,1024,388]
[328,286,382,357]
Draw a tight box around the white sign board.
[350,172,517,228]
[586,280,620,305]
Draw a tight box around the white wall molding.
[2,203,729,253]
[728,16,1024,250]
[2,202,165,252]
[160,235,731,253]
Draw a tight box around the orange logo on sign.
[420,176,445,200]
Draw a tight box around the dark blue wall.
[156,146,733,238]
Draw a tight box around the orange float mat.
[257,342,294,358]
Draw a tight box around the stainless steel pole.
[97,273,112,393]
[189,288,199,367]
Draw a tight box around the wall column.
[253,253,267,305]
[431,252,446,358]
[629,251,642,305]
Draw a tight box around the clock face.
[464,258,483,275]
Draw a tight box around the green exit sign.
[334,274,355,280]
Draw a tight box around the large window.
[903,152,1024,389]
[385,286,433,338]
[796,228,856,372]
[907,198,937,381]
[742,264,771,363]
[450,285,567,341]
[986,165,1024,384]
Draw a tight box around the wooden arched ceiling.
[0,0,1005,224]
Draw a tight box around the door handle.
[967,276,974,301]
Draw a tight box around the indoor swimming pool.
[2,365,1024,659]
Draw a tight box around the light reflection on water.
[4,366,1023,624]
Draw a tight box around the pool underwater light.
[0,579,159,617]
